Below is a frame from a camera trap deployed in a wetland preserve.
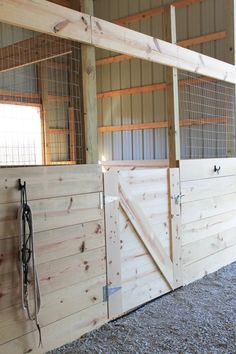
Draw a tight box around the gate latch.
[174,193,184,205]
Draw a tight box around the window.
[0,104,42,166]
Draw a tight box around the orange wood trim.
[49,160,76,165]
[48,128,69,134]
[113,7,165,26]
[113,0,205,26]
[96,54,132,66]
[97,117,226,132]
[97,83,167,99]
[97,76,217,100]
[0,88,69,102]
[48,95,70,102]
[0,89,39,99]
[173,0,205,9]
[178,31,226,47]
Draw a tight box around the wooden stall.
[103,159,236,320]
[180,158,236,284]
[0,165,107,354]
[0,0,236,352]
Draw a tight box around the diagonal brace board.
[0,1,235,84]
[119,178,175,290]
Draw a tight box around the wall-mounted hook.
[18,179,26,191]
[214,165,221,175]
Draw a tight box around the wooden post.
[37,62,50,164]
[168,168,183,288]
[225,0,236,157]
[164,5,180,168]
[80,0,98,164]
[104,170,122,319]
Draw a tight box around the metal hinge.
[99,192,105,209]
[105,196,120,204]
[100,192,120,209]
[103,285,122,302]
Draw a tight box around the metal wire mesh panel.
[0,22,84,166]
[178,71,235,159]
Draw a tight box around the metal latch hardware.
[174,193,185,205]
[103,285,122,302]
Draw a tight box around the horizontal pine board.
[0,164,102,204]
[180,158,236,181]
[0,193,102,239]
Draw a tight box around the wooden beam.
[225,0,236,157]
[0,88,69,103]
[97,117,227,133]
[96,54,132,66]
[0,34,71,73]
[168,168,183,287]
[96,32,226,66]
[80,0,98,164]
[96,76,217,99]
[37,62,51,164]
[97,83,167,99]
[0,0,92,44]
[68,107,76,161]
[102,160,169,168]
[113,0,205,26]
[113,6,165,25]
[104,171,122,319]
[178,31,226,47]
[1,1,236,84]
[48,128,69,135]
[91,16,236,84]
[164,5,180,168]
[48,0,74,9]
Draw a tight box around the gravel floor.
[48,262,236,354]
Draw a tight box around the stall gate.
[104,166,182,318]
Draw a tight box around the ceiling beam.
[0,1,235,84]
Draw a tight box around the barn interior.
[0,1,236,353]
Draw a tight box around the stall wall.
[0,165,107,354]
[94,0,226,161]
[180,158,236,284]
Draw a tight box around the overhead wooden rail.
[96,31,226,66]
[97,117,227,133]
[0,1,236,85]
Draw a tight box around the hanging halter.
[18,179,42,346]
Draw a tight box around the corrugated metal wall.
[94,0,228,161]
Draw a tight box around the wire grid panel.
[178,71,235,159]
[0,22,84,166]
